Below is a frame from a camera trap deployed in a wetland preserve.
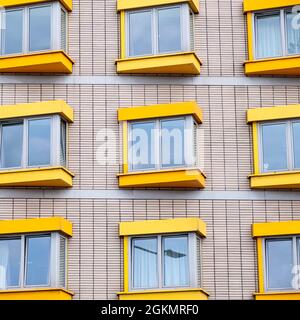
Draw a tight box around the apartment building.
[0,0,299,300]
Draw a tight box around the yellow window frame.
[0,0,72,11]
[253,221,300,300]
[118,218,209,300]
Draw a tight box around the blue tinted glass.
[293,122,300,168]
[286,12,300,55]
[25,236,51,286]
[3,10,23,55]
[1,123,23,169]
[0,238,21,289]
[29,6,51,52]
[28,118,51,166]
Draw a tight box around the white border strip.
[0,75,300,86]
[0,189,299,200]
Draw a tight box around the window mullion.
[156,119,161,170]
[158,235,162,289]
[287,121,293,170]
[24,7,28,53]
[20,235,26,288]
[280,9,286,56]
[153,8,157,55]
[293,237,298,282]
[23,119,27,168]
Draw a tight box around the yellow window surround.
[0,100,74,188]
[247,104,300,189]
[243,0,300,12]
[252,221,300,300]
[0,0,72,11]
[0,217,73,300]
[118,102,206,189]
[0,217,72,237]
[119,218,208,300]
[117,0,200,13]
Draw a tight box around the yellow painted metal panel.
[244,0,300,12]
[117,0,200,13]
[118,101,202,123]
[0,167,74,188]
[0,0,72,11]
[119,217,207,237]
[256,238,265,293]
[0,288,73,300]
[247,104,300,123]
[250,171,300,189]
[246,12,254,61]
[0,51,74,74]
[123,121,128,173]
[0,217,72,237]
[254,292,300,300]
[118,168,206,188]
[245,55,300,76]
[253,220,300,238]
[252,123,260,175]
[123,236,129,292]
[118,288,209,300]
[0,100,74,123]
[120,11,126,60]
[116,52,201,75]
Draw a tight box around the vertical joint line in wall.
[217,0,222,76]
[221,87,226,190]
[230,0,235,75]
[233,86,240,191]
[225,202,230,299]
[238,200,244,299]
[211,201,217,298]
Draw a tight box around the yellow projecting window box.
[0,100,74,188]
[116,52,201,75]
[0,0,72,11]
[243,0,300,12]
[0,51,74,74]
[118,101,206,189]
[247,104,300,189]
[0,288,73,300]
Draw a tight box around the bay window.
[254,8,300,59]
[0,116,67,170]
[0,232,67,290]
[1,2,68,56]
[126,4,194,58]
[130,233,201,291]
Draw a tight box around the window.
[259,120,300,173]
[130,233,200,291]
[1,2,68,56]
[127,4,193,58]
[0,232,67,290]
[254,8,300,59]
[128,116,197,172]
[0,115,68,170]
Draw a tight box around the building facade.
[0,0,299,300]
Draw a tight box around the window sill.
[254,291,300,300]
[0,288,74,300]
[249,170,300,189]
[118,288,209,300]
[0,50,74,74]
[118,168,206,188]
[0,166,74,188]
[116,52,201,75]
[0,0,72,11]
[244,55,300,76]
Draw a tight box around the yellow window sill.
[0,50,74,74]
[0,166,74,188]
[254,291,300,300]
[0,288,74,300]
[118,168,206,188]
[0,0,72,11]
[244,0,300,13]
[249,170,300,189]
[245,55,300,76]
[118,288,209,300]
[116,52,201,75]
[117,0,200,13]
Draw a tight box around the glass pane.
[25,235,51,286]
[1,123,23,169]
[0,238,21,289]
[61,9,67,51]
[132,238,157,289]
[60,120,67,166]
[29,6,51,52]
[130,122,155,171]
[28,118,51,166]
[129,11,152,56]
[266,239,293,290]
[293,122,300,169]
[256,14,282,58]
[261,123,287,172]
[158,7,181,53]
[286,12,300,55]
[163,235,189,287]
[161,118,185,168]
[3,10,23,55]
